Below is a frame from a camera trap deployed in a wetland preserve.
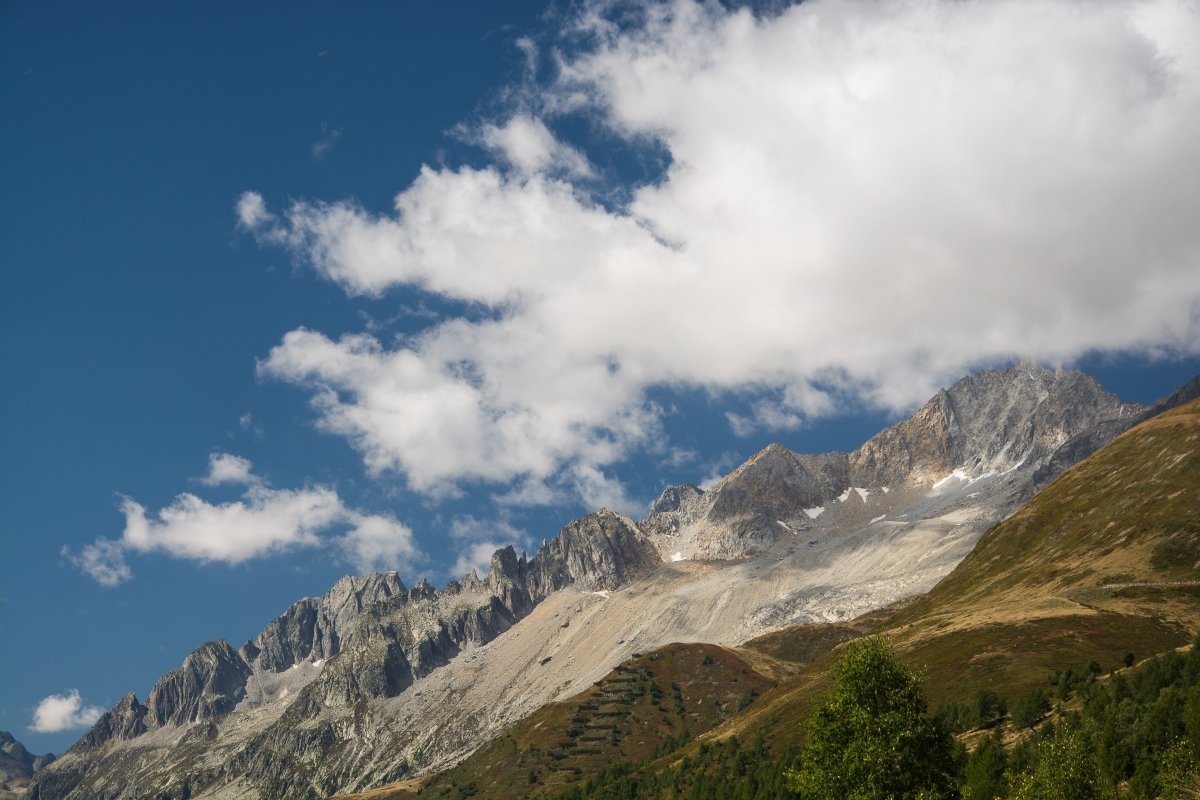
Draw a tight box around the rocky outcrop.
[1,730,54,783]
[253,572,407,672]
[33,505,661,799]
[146,640,252,727]
[1027,372,1199,494]
[645,361,1145,558]
[849,360,1142,486]
[528,510,659,595]
[70,694,148,754]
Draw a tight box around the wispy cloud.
[310,123,343,160]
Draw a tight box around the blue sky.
[3,0,1199,753]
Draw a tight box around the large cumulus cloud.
[241,0,1200,504]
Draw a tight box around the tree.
[1008,724,1107,800]
[962,732,1007,800]
[787,636,960,800]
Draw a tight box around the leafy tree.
[1155,739,1198,799]
[787,636,959,800]
[1008,724,1108,800]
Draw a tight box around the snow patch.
[932,468,972,490]
[854,487,870,502]
[869,515,887,524]
[882,486,890,494]
[588,590,610,598]
[671,552,686,562]
[803,506,825,520]
[313,659,325,668]
[776,520,798,534]
[837,489,851,503]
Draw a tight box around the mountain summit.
[645,361,1142,558]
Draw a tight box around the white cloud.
[235,191,272,229]
[448,515,531,579]
[68,457,421,584]
[452,541,508,581]
[241,0,1200,505]
[480,114,593,177]
[338,514,421,574]
[198,453,258,486]
[62,538,132,587]
[30,689,105,733]
[119,486,343,564]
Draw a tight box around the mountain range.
[29,361,1187,799]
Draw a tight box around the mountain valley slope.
[30,363,1154,799]
[378,395,1200,800]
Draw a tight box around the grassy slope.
[336,643,785,800]
[340,398,1200,799]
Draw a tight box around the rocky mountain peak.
[71,692,148,754]
[146,639,252,727]
[646,361,1145,559]
[650,483,703,515]
[528,509,659,594]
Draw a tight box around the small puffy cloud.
[241,0,1200,509]
[30,689,105,733]
[198,453,258,486]
[235,191,273,229]
[452,541,508,580]
[480,115,593,177]
[61,538,132,587]
[68,457,421,584]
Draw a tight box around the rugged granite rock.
[848,360,1142,486]
[1,730,55,784]
[147,640,253,727]
[33,510,659,799]
[253,572,408,672]
[645,361,1144,558]
[70,694,147,754]
[527,510,659,595]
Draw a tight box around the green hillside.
[341,398,1200,799]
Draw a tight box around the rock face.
[147,640,253,727]
[71,694,147,754]
[31,363,1167,800]
[33,510,658,800]
[645,361,1144,558]
[849,360,1142,486]
[1,731,55,784]
[253,572,408,672]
